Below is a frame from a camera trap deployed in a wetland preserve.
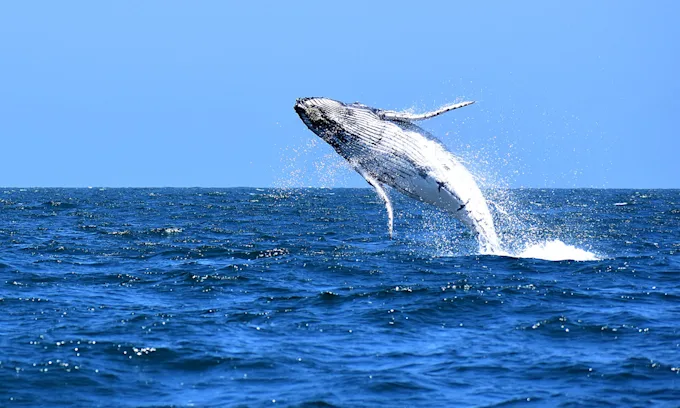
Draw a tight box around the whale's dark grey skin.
[294,97,500,253]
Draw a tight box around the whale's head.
[294,97,346,141]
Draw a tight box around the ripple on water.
[1,188,679,406]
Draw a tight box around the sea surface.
[1,188,679,407]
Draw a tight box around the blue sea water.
[1,187,679,407]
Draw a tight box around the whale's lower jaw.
[295,97,501,253]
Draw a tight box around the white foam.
[514,239,599,261]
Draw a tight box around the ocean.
[1,188,678,407]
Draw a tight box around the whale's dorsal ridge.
[377,100,475,122]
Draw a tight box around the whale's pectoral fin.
[356,168,394,239]
[377,101,475,122]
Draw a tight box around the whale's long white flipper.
[378,101,475,122]
[358,168,394,238]
[294,97,501,253]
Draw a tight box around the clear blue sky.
[1,1,678,188]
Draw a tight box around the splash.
[275,137,355,189]
[441,127,599,261]
[514,239,599,261]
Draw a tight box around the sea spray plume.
[294,97,501,254]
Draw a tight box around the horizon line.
[2,186,679,190]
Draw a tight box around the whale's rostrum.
[294,97,501,253]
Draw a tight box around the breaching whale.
[294,97,500,253]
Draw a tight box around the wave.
[42,201,78,209]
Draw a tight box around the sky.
[0,1,678,188]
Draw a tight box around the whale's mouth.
[294,103,306,116]
[294,102,313,129]
[294,97,317,116]
[295,98,332,135]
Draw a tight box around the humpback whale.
[294,97,500,253]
